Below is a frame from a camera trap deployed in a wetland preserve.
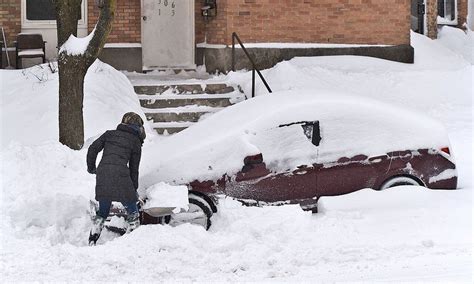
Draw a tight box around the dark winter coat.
[87,124,143,203]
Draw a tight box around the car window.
[279,121,321,147]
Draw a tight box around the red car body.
[189,147,457,211]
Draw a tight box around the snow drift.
[0,60,150,148]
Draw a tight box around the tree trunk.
[58,54,88,150]
[54,0,116,150]
[54,0,82,47]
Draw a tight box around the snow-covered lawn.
[1,29,472,281]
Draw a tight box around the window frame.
[437,0,458,25]
[21,0,88,29]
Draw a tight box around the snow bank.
[2,187,471,281]
[0,143,94,244]
[0,61,150,148]
[141,91,449,187]
[437,26,474,64]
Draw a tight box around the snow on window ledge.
[437,16,458,26]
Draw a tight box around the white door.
[141,0,195,70]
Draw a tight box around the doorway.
[411,0,426,34]
[141,0,195,71]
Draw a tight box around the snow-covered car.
[140,91,458,228]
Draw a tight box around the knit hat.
[122,112,144,126]
[121,112,146,143]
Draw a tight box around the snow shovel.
[1,27,14,69]
[142,206,176,218]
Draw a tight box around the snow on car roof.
[140,90,449,188]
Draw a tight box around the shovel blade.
[143,207,176,217]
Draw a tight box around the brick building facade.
[0,0,21,48]
[199,0,411,45]
[84,0,413,46]
[0,0,471,71]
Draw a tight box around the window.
[26,0,56,21]
[21,0,87,28]
[438,0,457,25]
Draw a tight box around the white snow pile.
[59,29,95,56]
[437,26,474,64]
[141,91,450,187]
[143,182,189,213]
[0,60,148,147]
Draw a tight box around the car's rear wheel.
[165,193,213,230]
[379,175,423,190]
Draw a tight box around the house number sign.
[156,0,176,16]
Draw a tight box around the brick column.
[457,0,468,28]
[426,0,438,39]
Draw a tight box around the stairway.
[134,83,246,135]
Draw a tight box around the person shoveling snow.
[86,112,146,245]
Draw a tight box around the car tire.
[379,175,423,190]
[188,194,213,230]
[163,193,213,230]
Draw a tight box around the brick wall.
[426,0,438,38]
[88,0,141,43]
[0,0,21,47]
[195,0,230,44]
[457,0,468,27]
[1,0,415,49]
[199,0,411,46]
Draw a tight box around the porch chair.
[15,33,46,69]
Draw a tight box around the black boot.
[88,215,105,246]
[126,212,140,233]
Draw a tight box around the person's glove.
[136,191,145,209]
[87,167,97,174]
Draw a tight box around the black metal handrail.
[231,32,272,98]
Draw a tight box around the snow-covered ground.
[1,29,472,281]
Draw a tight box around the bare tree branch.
[85,0,117,67]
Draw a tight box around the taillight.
[441,147,450,155]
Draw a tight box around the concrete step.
[146,111,208,123]
[139,94,244,109]
[134,81,245,135]
[135,83,235,95]
[152,122,195,135]
[144,106,223,123]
